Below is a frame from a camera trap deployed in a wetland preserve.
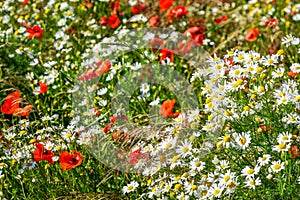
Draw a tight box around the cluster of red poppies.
[34,143,83,170]
[99,1,122,29]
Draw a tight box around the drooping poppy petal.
[13,105,32,118]
[1,90,21,114]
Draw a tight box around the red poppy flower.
[215,16,228,25]
[78,60,111,81]
[27,25,44,40]
[160,48,174,63]
[94,59,111,76]
[159,0,174,11]
[93,108,101,116]
[167,5,188,22]
[149,15,159,27]
[112,0,120,14]
[13,105,32,118]
[184,27,205,46]
[33,143,54,164]
[129,150,148,165]
[225,58,234,68]
[110,116,118,123]
[245,28,259,42]
[269,49,275,55]
[38,82,48,94]
[99,16,107,26]
[112,131,130,142]
[148,37,164,51]
[85,0,93,8]
[107,14,121,29]
[1,90,20,114]
[290,146,300,159]
[59,151,84,170]
[265,18,278,28]
[288,70,298,78]
[175,39,197,54]
[21,0,29,6]
[159,99,177,117]
[103,123,112,133]
[131,4,147,15]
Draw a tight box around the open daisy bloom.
[59,151,84,170]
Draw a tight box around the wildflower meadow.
[1,0,300,199]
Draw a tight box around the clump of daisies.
[119,35,300,199]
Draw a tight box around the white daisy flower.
[272,142,291,152]
[241,165,260,178]
[235,132,251,150]
[245,177,261,189]
[122,181,139,194]
[208,183,224,198]
[218,134,234,148]
[282,34,298,47]
[257,154,271,166]
[268,160,285,173]
[219,170,236,185]
[290,63,300,73]
[176,140,193,158]
[277,132,292,144]
[189,158,205,172]
[140,83,150,94]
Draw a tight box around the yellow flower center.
[282,136,289,141]
[213,188,221,195]
[240,137,247,145]
[191,185,198,191]
[195,161,201,167]
[174,184,181,191]
[224,135,231,142]
[182,146,189,153]
[247,169,254,175]
[224,175,230,182]
[274,164,281,170]
[127,185,133,190]
[278,143,286,149]
[165,142,172,148]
